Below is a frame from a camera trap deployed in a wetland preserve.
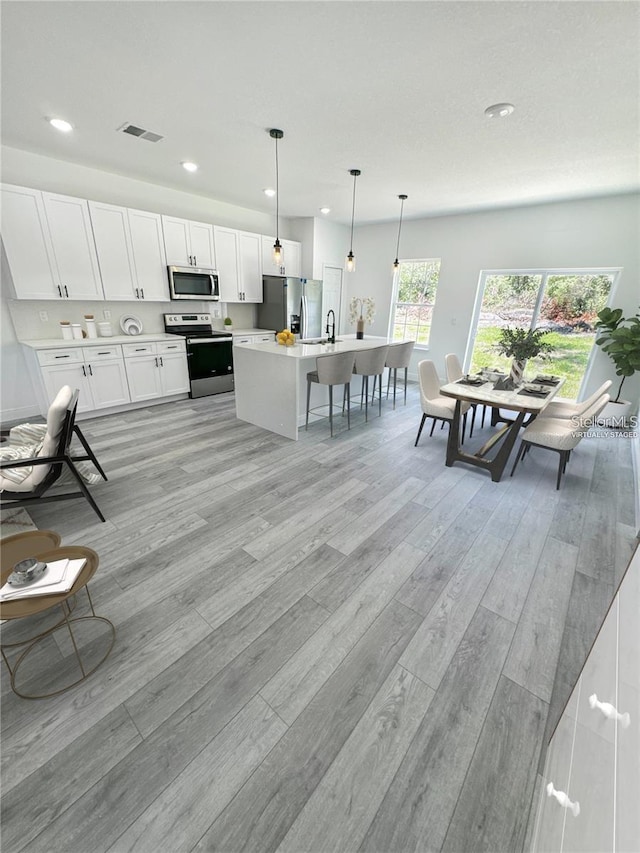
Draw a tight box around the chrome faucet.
[326,310,336,344]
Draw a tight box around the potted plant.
[594,307,640,426]
[495,326,555,386]
[224,316,233,332]
[348,297,375,339]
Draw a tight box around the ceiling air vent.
[118,123,164,143]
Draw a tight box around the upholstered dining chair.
[444,352,482,434]
[415,359,470,446]
[385,340,415,409]
[0,386,107,520]
[538,380,612,419]
[306,350,356,437]
[510,392,610,489]
[353,346,389,421]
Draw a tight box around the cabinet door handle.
[135,288,139,299]
[135,348,146,352]
[57,285,63,298]
[64,285,69,298]
[140,288,145,299]
[82,364,86,376]
[546,783,580,817]
[589,694,631,727]
[159,356,164,367]
[166,345,178,349]
[54,354,70,359]
[98,351,110,355]
[193,255,196,266]
[154,357,158,367]
[188,255,193,266]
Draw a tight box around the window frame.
[388,257,442,348]
[463,267,622,398]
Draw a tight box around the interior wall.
[347,193,640,404]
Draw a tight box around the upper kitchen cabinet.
[1,184,102,300]
[214,226,262,302]
[261,236,301,278]
[162,216,216,269]
[89,201,168,301]
[41,191,103,299]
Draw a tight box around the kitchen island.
[233,335,399,439]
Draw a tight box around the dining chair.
[539,380,612,419]
[510,392,610,489]
[444,352,482,434]
[415,359,469,446]
[306,350,356,437]
[353,346,389,421]
[385,340,415,409]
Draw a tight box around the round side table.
[0,544,116,699]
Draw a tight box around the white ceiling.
[1,1,639,225]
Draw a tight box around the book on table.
[0,558,86,601]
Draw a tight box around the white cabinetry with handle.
[123,339,189,402]
[37,345,129,411]
[162,216,215,268]
[532,543,639,852]
[214,226,263,303]
[261,236,301,278]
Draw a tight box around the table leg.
[446,400,462,467]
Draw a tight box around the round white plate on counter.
[120,314,143,335]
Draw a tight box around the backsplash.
[7,299,257,341]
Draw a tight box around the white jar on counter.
[84,316,98,338]
[71,323,83,340]
[60,322,73,340]
[98,321,113,337]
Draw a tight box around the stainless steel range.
[163,313,234,398]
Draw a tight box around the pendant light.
[393,194,408,270]
[346,169,361,273]
[269,128,284,265]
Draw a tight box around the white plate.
[120,314,143,335]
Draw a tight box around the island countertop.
[233,335,406,440]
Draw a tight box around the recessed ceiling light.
[264,188,276,197]
[181,161,198,172]
[320,207,331,215]
[484,103,515,119]
[48,117,73,133]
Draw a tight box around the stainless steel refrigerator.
[257,276,323,340]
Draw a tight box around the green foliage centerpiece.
[594,307,640,404]
[496,327,555,387]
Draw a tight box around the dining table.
[439,374,564,482]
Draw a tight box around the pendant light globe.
[346,169,361,273]
[269,128,284,266]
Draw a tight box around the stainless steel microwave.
[168,265,220,301]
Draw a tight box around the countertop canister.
[84,315,98,338]
[98,321,113,337]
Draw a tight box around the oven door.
[186,338,234,397]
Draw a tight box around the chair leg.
[346,382,351,430]
[306,378,312,430]
[510,440,527,477]
[415,413,427,446]
[328,384,334,437]
[63,457,106,522]
[556,451,567,490]
[393,368,398,409]
[403,367,408,406]
[386,368,391,399]
[462,412,467,445]
[72,424,107,480]
[470,404,476,439]
[364,376,369,422]
[430,418,437,436]
[378,373,383,416]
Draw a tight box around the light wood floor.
[1,386,637,853]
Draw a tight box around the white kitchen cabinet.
[90,202,168,301]
[233,332,275,345]
[123,339,189,402]
[261,235,301,278]
[162,216,215,268]
[214,226,262,302]
[37,345,130,411]
[532,543,639,853]
[41,191,103,300]
[0,184,60,299]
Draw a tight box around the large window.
[390,259,441,345]
[466,270,619,398]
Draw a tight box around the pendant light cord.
[275,135,280,241]
[349,172,357,251]
[395,197,405,258]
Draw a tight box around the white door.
[86,359,131,409]
[261,235,282,276]
[0,184,59,299]
[124,355,163,402]
[128,209,168,300]
[40,363,93,412]
[159,351,190,395]
[162,216,191,266]
[42,192,103,299]
[238,231,263,301]
[214,226,240,301]
[89,201,137,301]
[188,221,216,268]
[322,265,343,332]
[282,240,301,277]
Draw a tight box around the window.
[390,259,441,345]
[465,270,619,398]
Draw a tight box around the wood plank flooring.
[1,386,637,853]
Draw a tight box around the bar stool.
[306,350,356,437]
[444,352,480,436]
[353,346,389,421]
[385,340,415,408]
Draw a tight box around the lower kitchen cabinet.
[531,542,639,852]
[37,345,130,411]
[122,340,189,402]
